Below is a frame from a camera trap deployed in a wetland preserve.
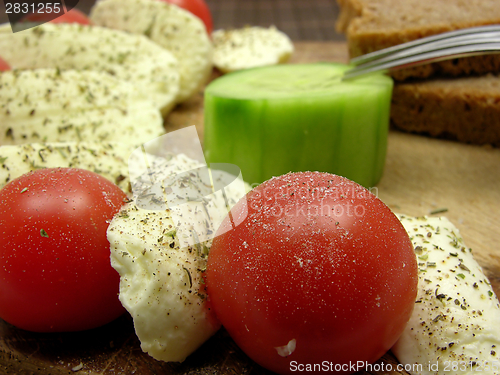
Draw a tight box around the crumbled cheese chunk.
[107,152,249,362]
[90,0,212,102]
[0,69,164,146]
[0,23,179,114]
[393,215,500,375]
[212,26,294,73]
[0,141,133,193]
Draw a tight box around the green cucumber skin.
[204,64,393,188]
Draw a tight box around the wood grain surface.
[1,42,499,375]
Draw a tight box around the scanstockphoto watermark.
[249,181,379,220]
[250,181,379,202]
[128,126,248,249]
[289,361,419,373]
[250,199,369,220]
[126,126,380,248]
[289,360,500,373]
[2,0,80,32]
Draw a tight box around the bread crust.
[336,0,500,80]
[390,75,500,146]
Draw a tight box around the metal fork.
[342,25,500,80]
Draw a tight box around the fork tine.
[348,32,500,72]
[342,43,500,80]
[349,25,500,66]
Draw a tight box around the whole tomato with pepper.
[0,168,126,332]
[207,172,418,374]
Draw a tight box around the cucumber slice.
[204,63,393,187]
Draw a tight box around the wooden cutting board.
[1,42,499,375]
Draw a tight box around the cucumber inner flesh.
[207,64,389,99]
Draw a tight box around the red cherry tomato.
[51,8,90,24]
[0,168,126,332]
[22,8,90,25]
[206,172,418,375]
[0,57,10,71]
[160,0,213,34]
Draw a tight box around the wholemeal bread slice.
[336,0,500,146]
[336,0,500,80]
[390,74,500,146]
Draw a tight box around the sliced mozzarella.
[0,69,164,146]
[107,152,249,362]
[212,26,294,73]
[393,215,500,374]
[0,141,132,193]
[0,23,179,114]
[90,0,212,103]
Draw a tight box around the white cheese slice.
[212,26,294,73]
[90,0,212,103]
[0,23,179,115]
[393,215,500,374]
[0,69,164,146]
[0,141,132,193]
[107,152,249,362]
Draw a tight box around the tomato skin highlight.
[0,168,126,332]
[160,0,213,34]
[206,172,418,375]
